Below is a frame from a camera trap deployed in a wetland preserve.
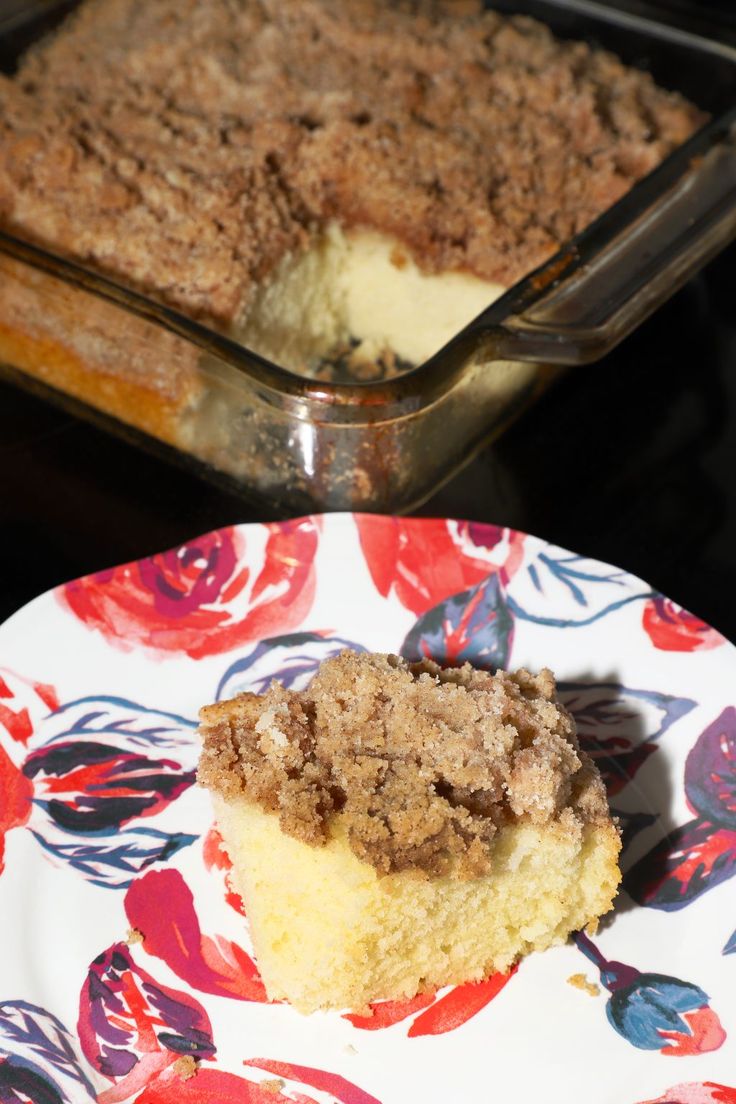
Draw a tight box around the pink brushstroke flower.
[0,667,59,747]
[77,943,332,1104]
[642,598,725,652]
[59,519,319,659]
[125,868,267,1002]
[638,1082,736,1103]
[0,742,33,875]
[356,516,524,617]
[344,992,435,1031]
[135,1066,312,1103]
[344,969,517,1037]
[202,826,245,916]
[407,968,517,1037]
[244,1058,382,1104]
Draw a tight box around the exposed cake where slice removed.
[197,652,621,1014]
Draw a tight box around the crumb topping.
[0,0,704,328]
[197,651,612,878]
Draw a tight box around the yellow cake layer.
[213,793,621,1014]
[237,224,505,373]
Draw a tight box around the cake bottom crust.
[213,794,621,1015]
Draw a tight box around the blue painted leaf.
[21,697,198,885]
[508,547,653,627]
[401,573,513,670]
[685,708,736,830]
[36,696,197,756]
[0,1000,96,1100]
[216,632,367,700]
[0,1055,65,1104]
[724,928,736,955]
[30,827,197,889]
[24,742,196,837]
[607,975,709,1051]
[23,738,196,836]
[560,682,696,743]
[624,818,736,911]
[559,682,695,798]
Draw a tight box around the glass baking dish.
[0,0,734,514]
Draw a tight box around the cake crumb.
[172,1056,199,1081]
[198,651,613,879]
[126,927,144,945]
[260,1079,285,1094]
[390,247,408,271]
[344,1043,358,1055]
[567,973,600,997]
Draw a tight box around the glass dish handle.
[487,133,736,365]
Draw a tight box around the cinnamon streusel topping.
[0,0,704,327]
[197,651,611,878]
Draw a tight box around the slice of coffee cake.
[198,652,620,1013]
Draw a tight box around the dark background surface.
[2,239,734,641]
[0,0,734,642]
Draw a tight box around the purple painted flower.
[685,708,736,827]
[574,934,726,1056]
[60,520,320,659]
[78,943,215,1097]
[626,708,736,910]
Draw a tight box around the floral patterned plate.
[0,513,734,1104]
